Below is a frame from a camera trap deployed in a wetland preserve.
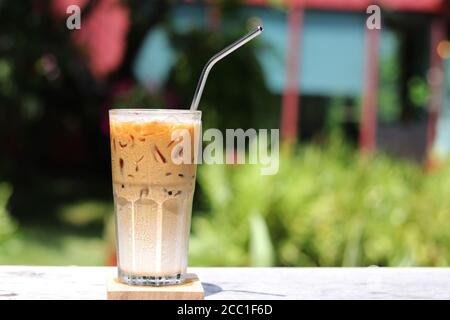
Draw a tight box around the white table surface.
[0,266,449,300]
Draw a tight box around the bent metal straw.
[190,25,264,111]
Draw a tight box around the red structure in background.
[360,26,380,154]
[280,6,302,142]
[247,0,447,152]
[188,0,448,147]
[426,18,446,165]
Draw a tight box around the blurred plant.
[407,76,429,108]
[378,53,401,122]
[249,212,275,266]
[0,183,16,243]
[325,97,358,130]
[190,135,450,267]
[58,200,112,226]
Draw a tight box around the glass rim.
[109,108,201,115]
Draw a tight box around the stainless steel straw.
[190,25,264,111]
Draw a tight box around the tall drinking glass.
[109,109,201,286]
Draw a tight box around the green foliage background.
[189,138,450,267]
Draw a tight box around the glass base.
[118,268,183,286]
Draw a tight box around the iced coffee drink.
[109,109,201,286]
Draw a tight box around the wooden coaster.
[106,273,204,300]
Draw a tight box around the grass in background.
[0,183,109,265]
[0,226,105,265]
[189,137,450,267]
